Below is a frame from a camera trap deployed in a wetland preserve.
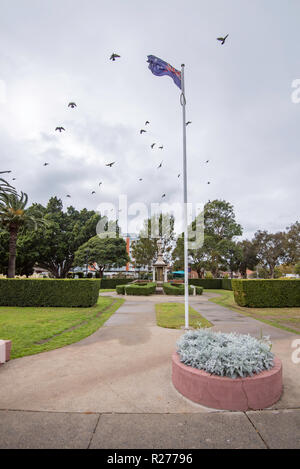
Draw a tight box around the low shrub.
[163,283,194,296]
[221,278,232,291]
[116,284,126,295]
[232,279,300,307]
[0,278,100,307]
[100,278,133,289]
[125,282,156,296]
[176,329,274,379]
[188,279,222,289]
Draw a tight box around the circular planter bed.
[172,352,282,411]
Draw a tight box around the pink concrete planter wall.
[172,352,283,411]
[0,340,12,365]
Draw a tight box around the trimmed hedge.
[232,279,300,308]
[188,278,222,289]
[116,284,126,295]
[221,278,233,291]
[0,278,101,307]
[163,283,194,296]
[101,278,132,289]
[124,282,156,296]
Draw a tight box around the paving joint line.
[244,411,269,449]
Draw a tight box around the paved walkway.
[0,292,299,448]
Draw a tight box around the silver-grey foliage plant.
[176,329,274,379]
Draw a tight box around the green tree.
[131,213,175,270]
[253,230,287,278]
[29,197,102,278]
[286,221,300,264]
[0,191,45,278]
[236,240,258,278]
[74,236,129,277]
[175,200,243,278]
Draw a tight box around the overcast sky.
[0,0,299,240]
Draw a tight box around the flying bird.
[178,173,181,178]
[217,34,229,45]
[91,191,96,195]
[207,182,211,185]
[43,163,49,166]
[145,121,150,125]
[55,127,65,132]
[106,162,115,167]
[66,195,71,198]
[140,129,146,134]
[99,182,102,186]
[162,194,166,198]
[205,160,209,163]
[139,178,143,181]
[151,143,156,149]
[110,53,120,61]
[157,161,163,169]
[158,146,164,150]
[0,170,11,174]
[68,102,77,108]
[12,178,16,181]
[186,121,192,126]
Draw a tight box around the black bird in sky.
[157,161,163,169]
[12,178,16,181]
[205,160,209,163]
[106,162,115,167]
[0,170,11,174]
[139,178,143,181]
[151,143,156,149]
[91,191,96,195]
[159,145,163,150]
[140,129,146,134]
[68,102,77,108]
[162,194,166,198]
[110,53,120,61]
[43,163,49,166]
[217,34,229,45]
[186,121,192,126]
[66,195,71,198]
[99,182,102,186]
[145,121,150,125]
[207,182,211,185]
[55,127,65,132]
[178,173,181,178]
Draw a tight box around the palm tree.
[0,191,45,278]
[0,177,15,200]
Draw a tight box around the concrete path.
[0,292,299,448]
[1,408,299,449]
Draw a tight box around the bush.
[188,279,222,289]
[232,279,300,307]
[221,278,232,291]
[176,329,274,379]
[195,286,203,295]
[76,272,84,279]
[0,278,101,307]
[125,282,156,296]
[163,283,194,296]
[100,278,132,289]
[116,284,126,295]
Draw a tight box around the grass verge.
[155,303,213,329]
[207,289,300,335]
[0,297,124,359]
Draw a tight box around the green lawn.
[207,289,300,335]
[100,289,116,293]
[0,296,124,359]
[155,303,213,329]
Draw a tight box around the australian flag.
[147,55,181,90]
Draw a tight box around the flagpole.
[181,64,189,329]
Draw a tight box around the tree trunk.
[7,225,18,278]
